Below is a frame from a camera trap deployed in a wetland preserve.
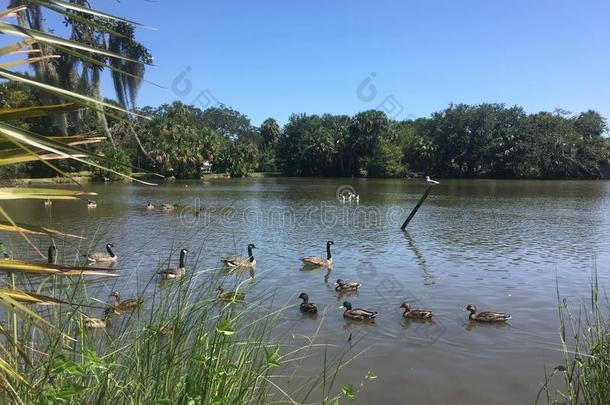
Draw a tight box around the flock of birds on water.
[42,175,512,328]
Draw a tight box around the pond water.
[3,178,610,404]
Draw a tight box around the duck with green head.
[341,301,377,321]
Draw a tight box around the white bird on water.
[425,176,439,185]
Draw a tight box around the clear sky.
[86,1,610,124]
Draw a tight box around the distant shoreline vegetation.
[2,81,609,181]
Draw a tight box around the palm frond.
[0,259,118,277]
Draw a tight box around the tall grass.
[538,271,610,405]
[0,250,363,404]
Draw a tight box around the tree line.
[2,81,608,180]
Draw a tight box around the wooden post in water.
[401,185,433,230]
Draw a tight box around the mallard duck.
[465,304,511,322]
[221,243,256,268]
[301,241,334,268]
[341,301,377,321]
[84,307,114,329]
[335,279,360,292]
[87,244,117,263]
[87,199,97,208]
[146,201,155,210]
[400,302,433,319]
[217,286,245,302]
[161,203,178,211]
[298,292,318,314]
[44,199,52,206]
[47,245,57,265]
[159,249,188,280]
[109,291,142,312]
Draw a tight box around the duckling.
[301,241,334,268]
[44,199,52,206]
[341,301,377,321]
[217,286,245,302]
[298,293,318,314]
[86,244,117,263]
[221,243,256,268]
[87,199,97,208]
[109,291,142,312]
[161,203,178,211]
[146,201,155,210]
[465,304,511,323]
[159,249,188,280]
[400,302,433,319]
[335,279,360,293]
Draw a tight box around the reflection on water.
[2,178,609,404]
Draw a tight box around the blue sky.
[13,0,610,125]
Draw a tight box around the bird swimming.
[465,304,511,322]
[298,292,318,314]
[221,243,256,268]
[159,249,188,280]
[301,241,334,268]
[400,302,433,319]
[87,244,117,263]
[335,279,360,293]
[341,301,377,321]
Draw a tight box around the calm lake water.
[4,178,610,404]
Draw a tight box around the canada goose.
[109,291,142,312]
[48,245,57,265]
[87,244,117,263]
[161,203,178,211]
[400,302,433,319]
[335,279,360,293]
[341,301,377,321]
[221,243,256,268]
[44,199,52,206]
[298,292,318,314]
[159,249,188,280]
[146,202,155,210]
[217,286,245,302]
[84,307,114,329]
[465,304,511,322]
[301,241,334,268]
[425,176,439,185]
[87,199,97,208]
